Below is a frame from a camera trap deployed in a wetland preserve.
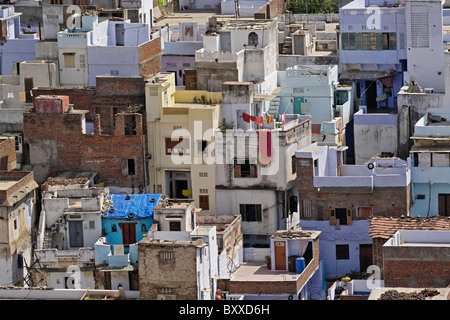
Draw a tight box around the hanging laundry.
[258,130,272,166]
[282,113,286,124]
[254,116,264,125]
[242,112,251,123]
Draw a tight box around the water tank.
[288,256,299,272]
[296,257,305,273]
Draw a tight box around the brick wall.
[23,98,146,189]
[32,87,96,121]
[0,138,16,171]
[383,246,450,288]
[296,157,410,223]
[254,0,280,19]
[138,37,161,77]
[372,238,386,277]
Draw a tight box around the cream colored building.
[145,72,222,213]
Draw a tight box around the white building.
[214,82,312,248]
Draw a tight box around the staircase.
[268,96,281,117]
[42,230,53,249]
[282,36,292,54]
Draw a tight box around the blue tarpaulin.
[103,194,162,220]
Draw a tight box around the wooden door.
[24,77,33,103]
[438,194,450,216]
[199,195,209,210]
[69,220,83,247]
[274,241,286,270]
[119,222,137,246]
[0,156,7,170]
[359,244,373,273]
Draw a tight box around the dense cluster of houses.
[0,0,449,301]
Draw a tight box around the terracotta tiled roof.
[369,216,450,239]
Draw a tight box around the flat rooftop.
[230,262,299,282]
[153,12,234,27]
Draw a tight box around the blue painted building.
[410,109,450,217]
[339,0,407,112]
[101,193,162,247]
[0,6,38,75]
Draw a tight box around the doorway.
[119,222,137,246]
[24,77,34,103]
[115,24,125,46]
[274,241,286,270]
[359,244,373,272]
[364,80,377,111]
[335,208,348,226]
[69,220,83,247]
[174,180,188,198]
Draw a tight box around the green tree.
[287,0,339,14]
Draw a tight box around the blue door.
[293,97,304,114]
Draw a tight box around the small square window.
[336,244,349,260]
[416,194,426,200]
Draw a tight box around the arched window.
[248,32,258,46]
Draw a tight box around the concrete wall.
[353,110,398,164]
[301,220,372,278]
[383,236,450,287]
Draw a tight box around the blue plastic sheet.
[103,194,161,219]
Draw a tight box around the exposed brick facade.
[0,137,16,171]
[138,37,162,77]
[23,96,146,190]
[296,157,411,224]
[383,245,450,288]
[254,0,284,19]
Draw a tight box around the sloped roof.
[369,216,450,239]
[102,194,162,220]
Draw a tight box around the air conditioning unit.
[424,88,434,93]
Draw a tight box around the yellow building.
[145,72,222,214]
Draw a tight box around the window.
[335,208,348,225]
[13,218,18,230]
[289,195,298,215]
[199,195,209,210]
[357,207,372,218]
[89,221,95,229]
[240,204,262,222]
[165,137,190,156]
[234,159,257,178]
[17,254,23,269]
[63,52,76,68]
[197,140,208,154]
[169,221,181,231]
[300,199,312,218]
[336,244,349,260]
[124,115,137,136]
[438,194,450,217]
[292,155,297,174]
[126,159,135,175]
[416,194,426,200]
[248,32,258,46]
[199,172,208,177]
[159,251,174,261]
[341,32,397,50]
[112,224,117,232]
[79,54,86,68]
